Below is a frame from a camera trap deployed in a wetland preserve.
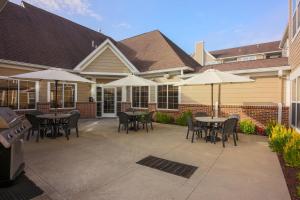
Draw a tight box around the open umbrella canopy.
[0,76,14,80]
[176,69,254,86]
[11,69,94,83]
[106,74,157,86]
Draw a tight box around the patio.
[24,119,290,200]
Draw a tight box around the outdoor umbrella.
[0,76,14,107]
[176,69,254,117]
[105,74,157,87]
[11,69,94,113]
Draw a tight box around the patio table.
[124,111,147,131]
[37,114,71,138]
[195,117,228,142]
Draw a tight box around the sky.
[11,0,288,54]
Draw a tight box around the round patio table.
[37,113,71,138]
[195,117,228,143]
[124,111,147,131]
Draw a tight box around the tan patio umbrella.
[11,69,94,113]
[105,74,157,87]
[176,69,254,117]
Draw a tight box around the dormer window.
[238,56,256,61]
[265,52,282,59]
[223,58,237,63]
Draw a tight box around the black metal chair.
[194,112,211,139]
[138,111,154,132]
[61,111,80,140]
[228,114,240,141]
[118,112,130,134]
[186,116,203,143]
[25,111,48,142]
[220,118,239,147]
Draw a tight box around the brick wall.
[121,103,290,128]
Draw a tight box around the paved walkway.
[23,119,290,200]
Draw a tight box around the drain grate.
[0,174,43,200]
[136,155,198,178]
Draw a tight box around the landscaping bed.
[278,154,300,200]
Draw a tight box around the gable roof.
[210,41,281,59]
[118,30,201,72]
[195,57,288,73]
[0,1,111,69]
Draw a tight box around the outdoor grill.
[0,107,31,186]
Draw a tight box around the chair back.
[25,113,41,129]
[186,116,194,130]
[69,110,80,115]
[195,112,208,117]
[223,118,238,135]
[119,112,129,124]
[229,114,240,120]
[68,111,80,129]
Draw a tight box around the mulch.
[277,154,300,200]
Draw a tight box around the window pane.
[50,83,63,108]
[64,84,75,108]
[140,86,148,108]
[157,85,167,109]
[19,81,36,109]
[8,80,18,109]
[132,86,140,107]
[292,79,297,102]
[117,87,122,102]
[96,87,102,102]
[0,79,9,107]
[297,103,300,129]
[298,78,300,102]
[168,85,178,109]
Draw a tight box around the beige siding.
[96,78,117,84]
[289,0,300,70]
[83,47,130,73]
[77,83,91,102]
[181,77,284,105]
[149,86,156,103]
[39,80,48,102]
[0,65,33,76]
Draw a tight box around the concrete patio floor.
[23,119,290,200]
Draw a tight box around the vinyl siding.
[181,77,284,105]
[289,0,300,70]
[83,47,130,73]
[77,83,91,102]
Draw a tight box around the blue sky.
[12,0,288,54]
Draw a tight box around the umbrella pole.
[55,80,58,115]
[218,84,221,117]
[211,84,214,118]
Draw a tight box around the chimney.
[194,41,205,65]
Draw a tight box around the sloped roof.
[195,57,288,72]
[118,30,201,72]
[0,1,110,69]
[210,41,281,59]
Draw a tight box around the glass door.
[96,86,102,117]
[103,87,116,117]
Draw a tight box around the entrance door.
[96,87,102,117]
[102,87,116,117]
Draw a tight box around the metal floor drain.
[136,155,198,178]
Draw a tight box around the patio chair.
[229,114,240,141]
[220,118,238,147]
[25,111,49,142]
[137,111,154,132]
[60,111,80,140]
[186,116,203,143]
[118,112,130,134]
[194,112,210,137]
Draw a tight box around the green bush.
[269,125,293,153]
[155,112,174,124]
[265,120,277,136]
[297,185,300,198]
[283,132,300,167]
[239,120,256,134]
[175,110,193,126]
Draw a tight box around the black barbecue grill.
[0,107,31,186]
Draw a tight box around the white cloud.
[20,0,102,21]
[113,23,131,29]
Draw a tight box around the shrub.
[155,112,174,124]
[283,132,300,167]
[239,120,256,134]
[269,125,293,153]
[297,185,300,198]
[256,126,266,136]
[175,110,193,126]
[297,172,300,182]
[265,120,277,136]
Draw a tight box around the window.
[50,82,76,108]
[291,77,300,129]
[0,79,36,110]
[117,87,122,113]
[238,56,257,61]
[157,85,179,109]
[206,60,221,65]
[292,0,300,37]
[266,52,282,59]
[223,58,237,63]
[132,86,148,108]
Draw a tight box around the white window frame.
[292,0,300,41]
[131,86,149,109]
[47,82,77,109]
[156,84,179,110]
[290,67,300,133]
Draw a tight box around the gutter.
[137,66,194,75]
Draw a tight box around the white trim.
[212,50,283,60]
[74,39,139,73]
[80,72,130,76]
[181,66,291,78]
[156,84,179,110]
[138,66,194,75]
[35,81,39,103]
[131,86,149,109]
[47,82,77,109]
